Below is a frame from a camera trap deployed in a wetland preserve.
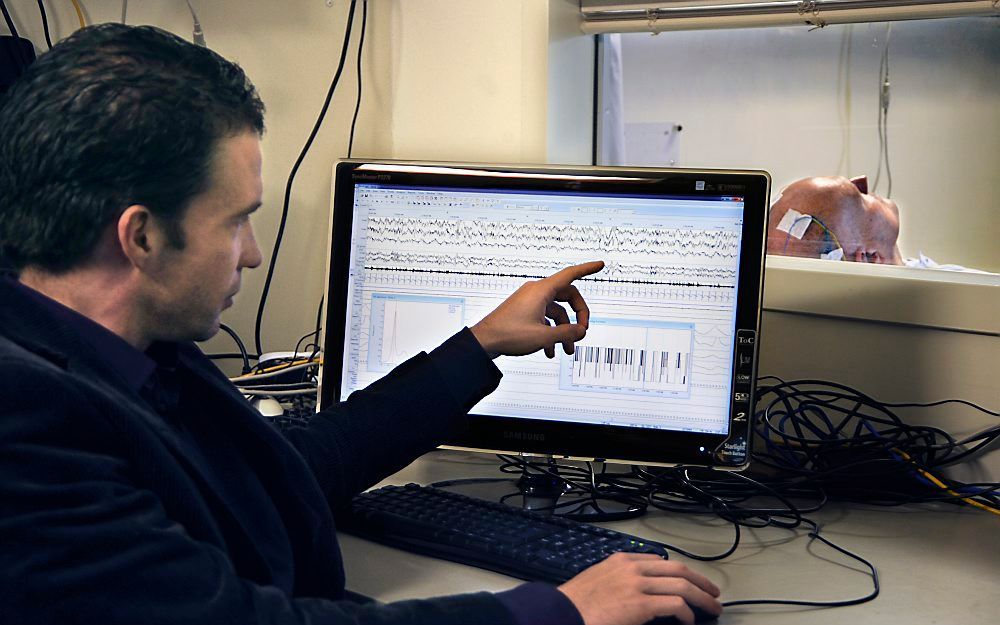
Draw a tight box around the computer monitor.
[320,161,769,469]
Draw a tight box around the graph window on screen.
[340,182,745,437]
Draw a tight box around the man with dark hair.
[0,24,265,274]
[0,24,722,625]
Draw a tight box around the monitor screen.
[321,162,769,468]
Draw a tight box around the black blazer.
[0,279,511,624]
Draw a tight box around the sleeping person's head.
[767,176,902,265]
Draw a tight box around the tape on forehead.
[775,208,812,240]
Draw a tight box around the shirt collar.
[7,277,157,392]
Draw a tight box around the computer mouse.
[645,603,718,625]
[253,397,284,417]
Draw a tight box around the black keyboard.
[339,483,670,584]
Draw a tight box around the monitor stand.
[434,460,646,522]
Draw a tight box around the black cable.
[253,0,359,356]
[218,323,251,374]
[207,352,260,362]
[346,0,367,158]
[722,519,879,609]
[35,1,51,49]
[0,1,19,38]
[644,471,743,561]
[314,295,324,346]
[880,397,999,417]
[292,328,321,361]
[250,328,323,378]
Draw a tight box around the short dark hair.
[0,24,265,273]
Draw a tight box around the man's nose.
[243,222,263,269]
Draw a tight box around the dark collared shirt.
[8,278,295,591]
[8,276,157,391]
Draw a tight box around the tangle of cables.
[228,327,324,429]
[753,377,998,513]
[465,378,999,524]
[429,378,997,608]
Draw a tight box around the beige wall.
[385,0,549,163]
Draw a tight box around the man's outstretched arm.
[285,261,605,504]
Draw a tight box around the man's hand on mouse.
[557,552,723,625]
[471,260,605,359]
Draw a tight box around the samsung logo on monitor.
[503,431,546,442]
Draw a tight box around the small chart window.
[559,319,694,398]
[367,294,465,372]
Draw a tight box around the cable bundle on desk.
[445,378,998,611]
[483,378,999,521]
[753,377,999,514]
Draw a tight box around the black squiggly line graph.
[366,216,740,258]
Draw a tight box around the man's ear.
[117,205,162,269]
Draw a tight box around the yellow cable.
[811,219,844,254]
[231,357,323,380]
[69,0,86,28]
[894,448,1000,517]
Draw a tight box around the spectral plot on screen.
[367,294,465,372]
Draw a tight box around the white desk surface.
[340,450,999,624]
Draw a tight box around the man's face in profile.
[139,131,264,343]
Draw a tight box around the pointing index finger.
[549,260,605,287]
[545,262,604,329]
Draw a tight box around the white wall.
[616,18,1000,272]
[386,1,549,162]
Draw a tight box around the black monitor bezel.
[320,160,769,468]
